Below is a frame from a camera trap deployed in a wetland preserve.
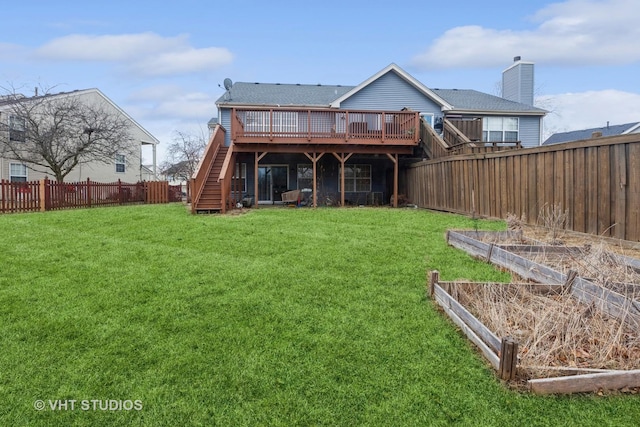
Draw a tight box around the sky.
[2,0,640,165]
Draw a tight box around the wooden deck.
[231,108,420,147]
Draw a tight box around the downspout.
[539,116,544,146]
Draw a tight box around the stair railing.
[217,143,236,214]
[443,118,472,148]
[420,119,451,159]
[191,125,225,213]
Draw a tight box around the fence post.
[190,178,195,213]
[499,337,518,381]
[565,269,578,292]
[86,178,92,208]
[486,243,495,263]
[428,270,439,299]
[118,179,123,205]
[39,178,49,211]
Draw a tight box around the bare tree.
[160,130,207,182]
[0,87,136,182]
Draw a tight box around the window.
[297,164,313,190]
[233,162,247,193]
[9,163,27,182]
[339,164,371,192]
[243,111,298,134]
[421,114,434,127]
[115,154,126,173]
[482,117,519,142]
[9,115,25,142]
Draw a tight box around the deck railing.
[422,118,522,159]
[231,108,420,145]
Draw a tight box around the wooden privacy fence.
[0,179,176,214]
[404,133,640,242]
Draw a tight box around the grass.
[0,204,638,426]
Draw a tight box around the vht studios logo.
[34,399,143,411]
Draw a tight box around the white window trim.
[482,117,519,142]
[421,113,435,127]
[9,115,26,142]
[115,154,126,173]
[9,162,28,182]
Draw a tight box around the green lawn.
[0,204,638,426]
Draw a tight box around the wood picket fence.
[0,179,180,214]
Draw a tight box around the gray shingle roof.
[216,81,545,115]
[543,122,640,145]
[216,82,354,107]
[432,89,546,114]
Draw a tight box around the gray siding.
[340,71,442,117]
[220,108,232,146]
[518,116,541,147]
[502,63,534,106]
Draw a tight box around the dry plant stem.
[451,281,640,378]
[537,203,569,244]
[453,227,640,377]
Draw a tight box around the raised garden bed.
[429,229,640,395]
[447,230,640,327]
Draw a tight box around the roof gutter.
[446,109,547,116]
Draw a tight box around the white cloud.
[129,47,233,76]
[539,89,640,140]
[127,85,218,121]
[412,0,640,69]
[33,32,233,77]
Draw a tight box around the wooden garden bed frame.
[426,229,640,394]
[446,230,640,328]
[428,271,640,395]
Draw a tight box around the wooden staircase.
[193,145,228,211]
[191,125,235,213]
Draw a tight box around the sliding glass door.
[258,166,288,203]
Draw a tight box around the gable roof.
[543,121,640,145]
[433,89,546,116]
[215,63,545,116]
[0,88,160,145]
[329,63,453,110]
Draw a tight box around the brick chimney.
[502,56,535,105]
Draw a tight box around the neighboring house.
[0,88,159,183]
[161,160,191,193]
[191,59,546,212]
[141,164,156,181]
[543,122,640,145]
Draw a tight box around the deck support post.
[254,152,267,207]
[304,152,325,208]
[332,152,353,207]
[386,153,399,207]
